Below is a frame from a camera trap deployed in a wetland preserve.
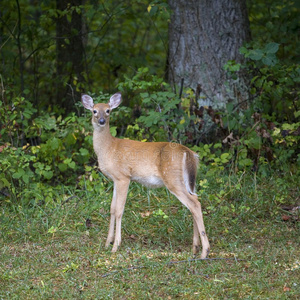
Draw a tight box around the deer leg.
[192,218,201,255]
[190,197,210,259]
[168,188,210,258]
[105,186,117,248]
[111,179,130,252]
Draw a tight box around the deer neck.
[93,122,114,156]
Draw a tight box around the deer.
[81,92,210,258]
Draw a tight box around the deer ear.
[109,92,122,109]
[81,94,94,111]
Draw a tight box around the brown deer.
[81,92,210,258]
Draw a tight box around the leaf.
[110,126,117,137]
[214,143,222,149]
[64,158,72,164]
[272,127,281,136]
[12,168,25,179]
[264,42,280,54]
[281,215,291,221]
[239,46,248,55]
[262,54,277,66]
[0,177,10,188]
[43,170,53,180]
[283,285,291,292]
[48,226,57,234]
[65,133,77,145]
[79,148,89,156]
[221,153,230,160]
[294,111,300,118]
[226,102,234,114]
[140,92,149,98]
[58,163,68,172]
[140,211,151,218]
[148,5,158,16]
[23,174,30,184]
[68,161,76,169]
[249,136,262,150]
[248,49,263,60]
[238,158,252,167]
[49,137,60,150]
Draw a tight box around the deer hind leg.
[166,185,210,258]
[193,218,201,255]
[182,193,210,258]
[105,179,130,253]
[190,195,210,258]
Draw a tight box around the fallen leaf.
[283,285,291,292]
[129,234,137,240]
[282,215,291,221]
[140,211,151,218]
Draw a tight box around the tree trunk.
[56,0,85,112]
[168,0,251,110]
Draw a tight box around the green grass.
[0,171,299,299]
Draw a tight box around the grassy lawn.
[1,172,299,299]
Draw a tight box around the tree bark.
[168,0,251,109]
[56,0,85,112]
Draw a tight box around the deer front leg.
[110,179,130,252]
[105,187,117,248]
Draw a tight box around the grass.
[0,170,299,299]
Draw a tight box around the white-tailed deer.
[82,92,210,258]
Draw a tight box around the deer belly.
[131,175,164,188]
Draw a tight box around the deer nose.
[99,118,106,125]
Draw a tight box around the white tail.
[82,92,210,258]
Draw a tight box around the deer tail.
[183,150,199,195]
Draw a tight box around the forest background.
[0,0,299,298]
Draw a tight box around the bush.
[0,92,94,201]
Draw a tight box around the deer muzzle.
[99,118,106,126]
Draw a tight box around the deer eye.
[106,109,110,114]
[93,110,97,114]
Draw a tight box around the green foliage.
[0,95,37,147]
[240,42,280,66]
[118,67,189,141]
[220,38,299,176]
[238,42,299,122]
[0,92,95,200]
[248,0,299,63]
